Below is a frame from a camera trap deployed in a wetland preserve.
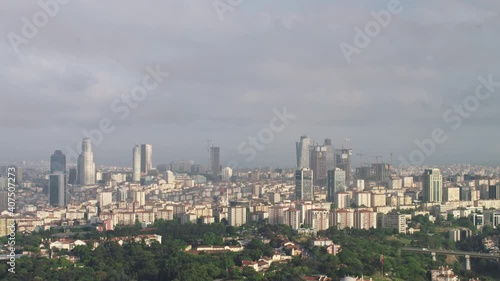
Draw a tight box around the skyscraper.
[489,184,500,200]
[296,136,310,169]
[165,170,175,184]
[68,168,77,185]
[372,163,391,183]
[422,168,443,203]
[335,148,352,185]
[49,173,66,207]
[295,168,313,201]
[228,206,247,227]
[324,138,335,171]
[132,145,141,182]
[140,144,153,174]
[210,146,220,177]
[310,144,327,185]
[50,150,66,173]
[310,139,335,185]
[77,138,95,185]
[222,167,233,182]
[327,168,346,203]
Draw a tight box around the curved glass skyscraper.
[77,138,95,185]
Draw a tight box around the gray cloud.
[1,0,500,167]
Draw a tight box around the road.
[402,247,500,259]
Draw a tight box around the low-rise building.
[430,266,459,281]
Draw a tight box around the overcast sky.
[1,0,500,168]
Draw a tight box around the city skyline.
[4,138,500,170]
[2,2,500,280]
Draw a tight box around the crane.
[366,155,383,163]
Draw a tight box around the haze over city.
[3,1,500,281]
[2,1,500,167]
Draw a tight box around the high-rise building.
[210,146,221,177]
[310,144,327,185]
[222,167,233,182]
[403,176,414,188]
[422,168,443,203]
[295,168,313,201]
[132,145,141,182]
[335,148,352,185]
[77,138,95,185]
[117,187,129,202]
[489,184,500,200]
[354,210,377,230]
[460,185,471,201]
[228,206,247,227]
[355,165,373,181]
[388,177,402,189]
[130,190,146,206]
[50,150,66,173]
[49,173,66,207]
[140,144,153,174]
[305,209,330,231]
[170,161,194,173]
[191,164,202,174]
[284,208,301,229]
[98,192,113,207]
[335,192,351,209]
[165,170,175,184]
[68,168,77,185]
[296,136,310,169]
[355,191,371,208]
[372,163,391,183]
[381,212,406,233]
[371,193,386,207]
[331,208,354,229]
[249,170,260,182]
[444,186,460,202]
[268,192,281,204]
[324,138,336,171]
[478,184,489,200]
[327,168,346,203]
[269,205,287,225]
[356,179,365,191]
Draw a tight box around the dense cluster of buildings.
[1,137,500,239]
